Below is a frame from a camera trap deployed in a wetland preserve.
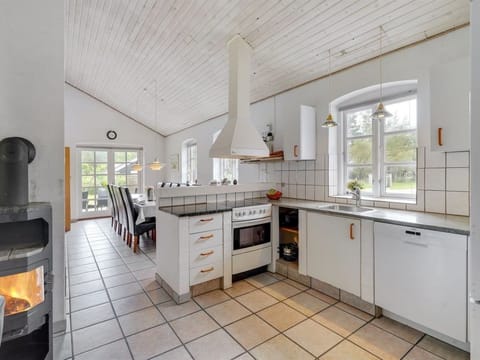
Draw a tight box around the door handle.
[294,145,299,157]
[200,217,214,222]
[438,127,443,146]
[349,223,355,240]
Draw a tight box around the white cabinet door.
[306,212,361,296]
[375,222,467,342]
[283,105,316,160]
[430,56,470,152]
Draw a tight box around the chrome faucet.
[348,187,361,207]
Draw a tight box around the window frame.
[339,94,417,200]
[77,146,143,219]
[212,130,239,182]
[182,139,197,184]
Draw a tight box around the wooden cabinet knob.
[349,223,355,240]
[438,127,443,146]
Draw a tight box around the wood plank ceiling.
[65,0,469,136]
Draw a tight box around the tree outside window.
[342,96,417,199]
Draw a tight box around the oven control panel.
[232,204,272,222]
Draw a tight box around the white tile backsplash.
[306,171,315,185]
[425,168,446,191]
[446,151,470,168]
[425,150,446,168]
[425,191,446,214]
[446,168,469,192]
[417,169,425,190]
[446,191,469,216]
[314,186,325,201]
[248,148,469,217]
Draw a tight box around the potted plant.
[346,180,364,192]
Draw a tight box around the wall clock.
[106,130,117,140]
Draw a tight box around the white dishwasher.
[374,222,467,342]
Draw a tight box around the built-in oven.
[231,204,272,276]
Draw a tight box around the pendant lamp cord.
[328,49,332,101]
[379,25,384,102]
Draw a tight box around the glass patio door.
[78,147,142,218]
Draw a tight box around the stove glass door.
[0,266,44,316]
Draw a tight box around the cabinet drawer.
[190,229,222,251]
[188,213,222,233]
[190,245,223,268]
[189,261,223,286]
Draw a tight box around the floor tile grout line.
[73,224,137,359]
[95,221,190,359]
[69,219,457,360]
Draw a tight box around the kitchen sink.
[319,204,374,213]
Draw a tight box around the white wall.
[65,84,166,219]
[165,97,276,184]
[165,27,469,214]
[0,1,65,328]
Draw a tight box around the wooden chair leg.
[117,224,122,236]
[127,233,132,247]
[133,235,139,253]
[152,228,156,241]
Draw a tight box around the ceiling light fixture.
[371,25,392,120]
[132,80,164,172]
[321,49,338,128]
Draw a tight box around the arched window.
[212,130,238,182]
[333,81,417,199]
[181,139,197,184]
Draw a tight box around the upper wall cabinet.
[430,57,470,152]
[283,105,317,160]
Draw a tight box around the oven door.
[232,218,271,252]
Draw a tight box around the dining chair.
[106,184,117,230]
[114,185,128,240]
[121,187,156,253]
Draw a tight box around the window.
[340,95,417,199]
[182,139,197,183]
[79,147,142,217]
[212,130,239,182]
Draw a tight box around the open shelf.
[240,151,284,163]
[280,226,298,234]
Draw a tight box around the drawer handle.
[200,250,214,256]
[200,266,214,273]
[349,223,355,240]
[200,217,214,222]
[438,127,443,146]
[294,145,299,157]
[405,230,421,236]
[199,234,214,240]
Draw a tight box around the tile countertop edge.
[156,197,469,235]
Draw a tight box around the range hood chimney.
[209,35,269,159]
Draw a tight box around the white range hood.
[209,35,269,159]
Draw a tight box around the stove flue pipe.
[0,137,36,206]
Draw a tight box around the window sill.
[332,194,416,205]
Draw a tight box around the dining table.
[134,200,157,225]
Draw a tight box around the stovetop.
[158,198,270,217]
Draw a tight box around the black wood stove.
[0,138,53,359]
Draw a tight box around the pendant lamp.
[371,25,392,120]
[322,49,338,127]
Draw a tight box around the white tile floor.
[54,218,470,360]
